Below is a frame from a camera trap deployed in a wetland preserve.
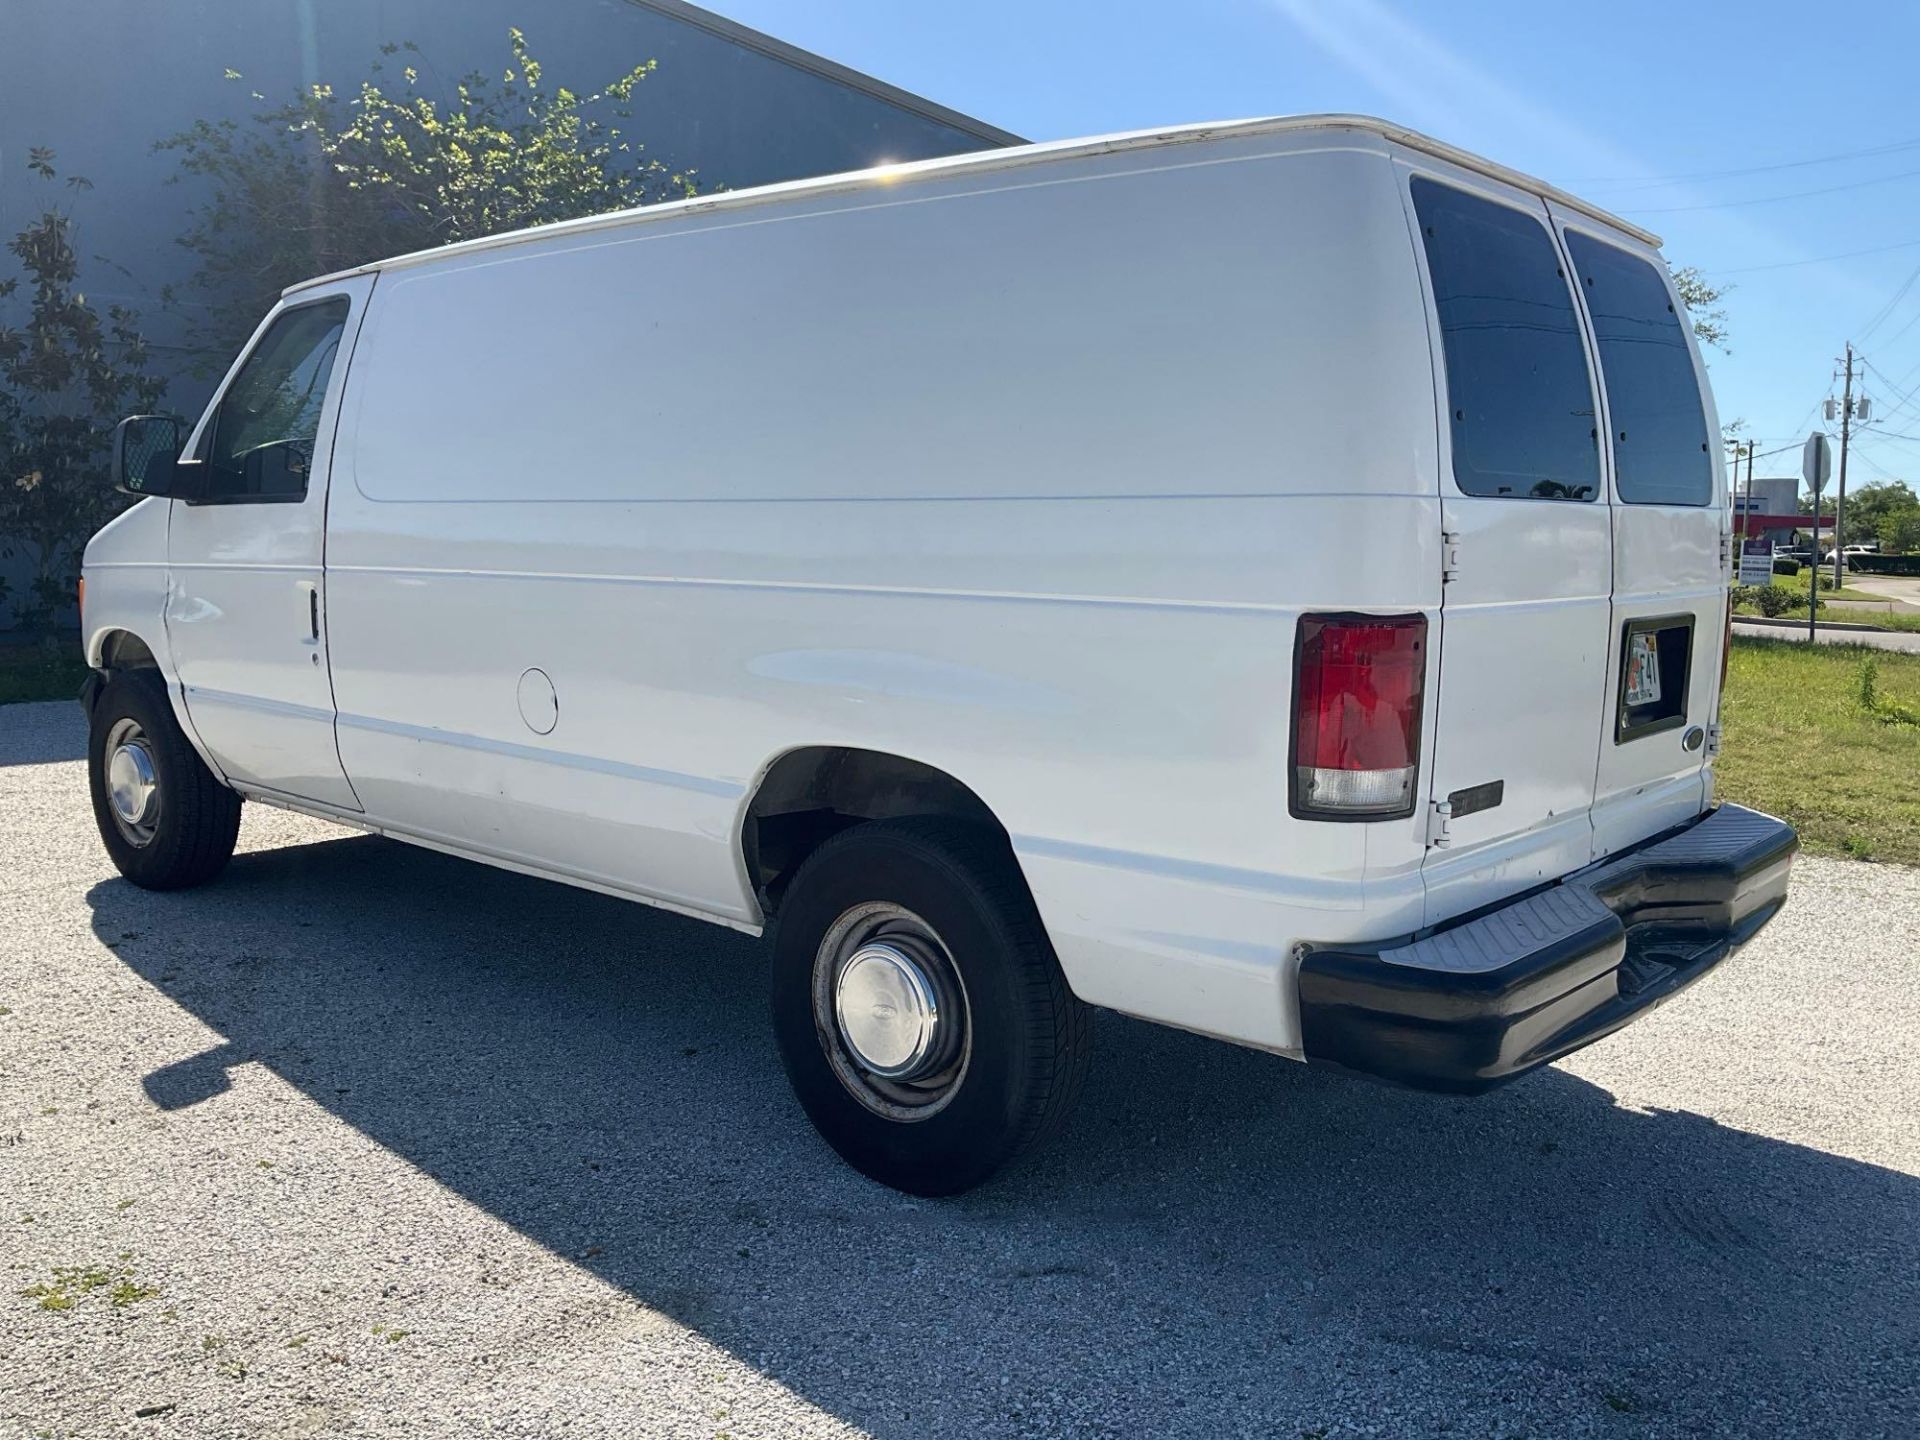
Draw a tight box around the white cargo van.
[85,116,1795,1193]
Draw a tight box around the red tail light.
[1290,614,1427,819]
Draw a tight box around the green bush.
[0,151,163,630]
[1849,552,1920,576]
[1772,557,1800,576]
[1857,656,1920,727]
[1735,583,1817,618]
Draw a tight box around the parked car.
[83,115,1796,1193]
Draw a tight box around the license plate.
[1625,632,1661,707]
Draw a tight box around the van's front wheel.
[87,670,241,890]
[770,819,1091,1195]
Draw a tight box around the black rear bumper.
[1297,804,1797,1093]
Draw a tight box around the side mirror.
[111,415,184,497]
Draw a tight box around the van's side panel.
[322,134,1440,1052]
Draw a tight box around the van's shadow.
[88,835,1917,1436]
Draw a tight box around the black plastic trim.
[1614,613,1694,743]
[1298,803,1797,1093]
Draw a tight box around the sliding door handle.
[296,580,320,644]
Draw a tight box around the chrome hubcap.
[103,719,161,847]
[835,941,942,1078]
[815,903,969,1120]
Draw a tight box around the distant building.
[1732,476,1827,547]
[1734,477,1799,517]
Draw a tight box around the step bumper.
[1297,804,1798,1093]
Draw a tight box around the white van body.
[83,117,1794,1182]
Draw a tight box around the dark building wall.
[0,0,1015,628]
[1,0,1013,382]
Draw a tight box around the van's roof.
[284,113,1660,297]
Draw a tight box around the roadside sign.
[1804,432,1830,639]
[1738,539,1773,586]
[1803,432,1831,492]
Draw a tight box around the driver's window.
[202,298,350,502]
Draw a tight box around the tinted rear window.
[1411,178,1600,502]
[1565,233,1712,506]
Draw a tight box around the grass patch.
[19,1261,160,1313]
[1717,636,1920,864]
[0,640,88,705]
[1770,567,1880,600]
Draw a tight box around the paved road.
[1733,618,1920,653]
[1849,573,1920,608]
[3,700,1917,1439]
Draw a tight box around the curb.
[1733,615,1893,635]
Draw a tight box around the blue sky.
[725,0,1920,496]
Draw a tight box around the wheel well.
[96,629,159,674]
[742,747,1006,916]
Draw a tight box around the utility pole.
[1746,442,1755,531]
[1727,439,1753,539]
[1834,343,1854,590]
[1726,439,1742,534]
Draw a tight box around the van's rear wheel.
[87,670,241,890]
[770,819,1091,1195]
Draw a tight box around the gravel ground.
[2,698,1917,1439]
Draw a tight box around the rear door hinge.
[1441,530,1462,585]
[1426,798,1455,848]
[1706,722,1723,758]
[1718,531,1733,578]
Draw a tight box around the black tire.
[87,669,241,891]
[771,818,1092,1195]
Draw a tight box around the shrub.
[1857,656,1920,727]
[1877,506,1920,557]
[0,151,164,630]
[1737,583,1816,618]
[1771,557,1800,576]
[1849,552,1920,576]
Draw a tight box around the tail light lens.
[1291,614,1427,819]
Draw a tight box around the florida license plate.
[1625,632,1661,707]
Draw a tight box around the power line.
[1874,301,1920,353]
[1568,136,1920,190]
[1864,357,1920,405]
[1621,165,1920,215]
[1785,389,1830,439]
[1861,358,1920,424]
[1716,238,1920,275]
[1857,262,1920,343]
[1753,439,1809,460]
[1850,449,1896,481]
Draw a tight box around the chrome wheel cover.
[814,902,970,1121]
[103,717,161,848]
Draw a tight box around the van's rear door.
[1546,203,1725,857]
[1402,167,1615,924]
